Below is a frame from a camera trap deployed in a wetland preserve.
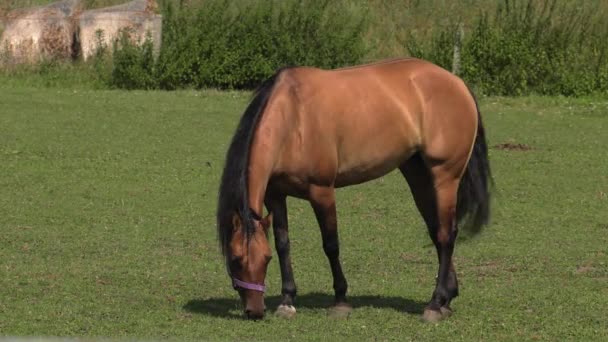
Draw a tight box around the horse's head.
[228,212,272,319]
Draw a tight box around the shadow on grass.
[183,292,426,319]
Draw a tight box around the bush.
[407,0,608,96]
[110,31,156,90]
[109,0,369,90]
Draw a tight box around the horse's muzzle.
[244,308,265,320]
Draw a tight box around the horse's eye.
[231,255,242,262]
[230,256,242,270]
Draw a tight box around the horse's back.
[268,59,478,190]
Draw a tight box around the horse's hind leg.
[309,185,352,318]
[265,195,298,318]
[400,154,460,322]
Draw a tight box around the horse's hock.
[78,0,162,61]
[0,0,161,64]
[0,0,82,63]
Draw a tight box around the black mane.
[216,69,286,258]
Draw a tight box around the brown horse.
[216,58,491,321]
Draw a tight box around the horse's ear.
[232,213,242,233]
[260,213,272,233]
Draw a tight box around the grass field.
[1,84,607,341]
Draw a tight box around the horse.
[216,58,491,321]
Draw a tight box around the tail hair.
[457,89,493,234]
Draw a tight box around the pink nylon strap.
[232,278,266,293]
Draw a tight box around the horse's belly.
[332,119,419,187]
[334,149,415,187]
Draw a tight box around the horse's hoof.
[275,305,297,319]
[422,309,443,323]
[440,306,453,318]
[328,303,352,319]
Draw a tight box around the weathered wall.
[0,0,161,64]
[0,0,82,64]
[77,0,161,61]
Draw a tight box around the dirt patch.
[493,142,533,151]
[575,265,596,274]
[400,252,429,264]
[471,260,502,277]
[575,251,607,277]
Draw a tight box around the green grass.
[0,85,607,340]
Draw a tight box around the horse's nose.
[244,309,265,320]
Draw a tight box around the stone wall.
[0,0,82,63]
[0,0,161,64]
[77,0,161,61]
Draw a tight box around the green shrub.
[407,0,608,96]
[110,0,368,90]
[110,31,157,90]
[406,23,455,72]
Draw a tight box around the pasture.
[1,85,607,340]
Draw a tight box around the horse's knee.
[275,234,290,255]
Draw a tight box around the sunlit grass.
[0,85,607,340]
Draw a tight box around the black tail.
[457,90,492,234]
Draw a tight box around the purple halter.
[232,278,266,293]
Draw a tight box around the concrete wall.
[0,0,82,63]
[0,0,161,64]
[77,0,161,61]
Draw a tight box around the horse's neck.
[247,159,270,216]
[246,107,287,215]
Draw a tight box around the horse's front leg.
[266,196,297,318]
[309,185,352,318]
